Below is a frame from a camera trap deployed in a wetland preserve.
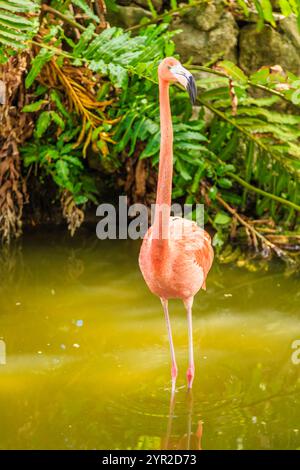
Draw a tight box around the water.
[0,228,299,450]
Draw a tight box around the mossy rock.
[171,10,238,64]
[239,22,300,75]
[107,5,152,29]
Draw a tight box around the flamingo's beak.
[170,64,197,105]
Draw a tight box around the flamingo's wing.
[170,217,214,290]
[193,230,214,290]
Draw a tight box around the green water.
[0,229,299,450]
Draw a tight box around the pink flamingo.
[139,57,214,393]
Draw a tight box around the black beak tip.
[187,75,197,105]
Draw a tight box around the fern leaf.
[0,0,40,50]
[278,0,293,15]
[253,0,266,30]
[218,60,248,84]
[236,0,250,16]
[73,23,95,57]
[260,0,276,26]
[0,0,39,13]
[71,0,99,23]
[236,107,300,125]
[25,48,55,89]
[35,111,52,138]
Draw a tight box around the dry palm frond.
[61,190,84,236]
[0,53,33,243]
[39,58,119,157]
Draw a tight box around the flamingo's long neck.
[153,77,173,245]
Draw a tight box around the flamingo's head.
[158,57,197,105]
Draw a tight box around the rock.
[171,21,205,63]
[171,11,237,64]
[107,5,152,29]
[208,12,237,61]
[182,0,224,31]
[279,14,300,50]
[239,24,300,75]
[133,0,162,11]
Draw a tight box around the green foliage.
[236,0,250,17]
[214,212,232,225]
[0,0,299,258]
[22,99,48,112]
[86,23,176,87]
[25,48,56,89]
[21,19,176,207]
[0,0,40,53]
[21,136,98,205]
[239,0,300,30]
[218,60,248,84]
[71,0,100,22]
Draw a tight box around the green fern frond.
[0,0,40,51]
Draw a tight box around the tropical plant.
[0,0,299,268]
[0,0,40,60]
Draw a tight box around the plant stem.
[190,64,290,103]
[41,4,94,35]
[28,39,75,59]
[228,173,300,212]
[216,192,292,260]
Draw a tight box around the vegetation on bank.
[0,0,299,268]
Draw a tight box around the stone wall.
[107,1,300,75]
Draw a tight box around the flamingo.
[139,57,214,394]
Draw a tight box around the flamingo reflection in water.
[163,391,203,451]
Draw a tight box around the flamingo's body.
[139,58,214,393]
[140,216,213,301]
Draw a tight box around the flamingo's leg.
[163,392,176,449]
[184,297,194,389]
[161,298,177,395]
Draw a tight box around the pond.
[0,228,299,450]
